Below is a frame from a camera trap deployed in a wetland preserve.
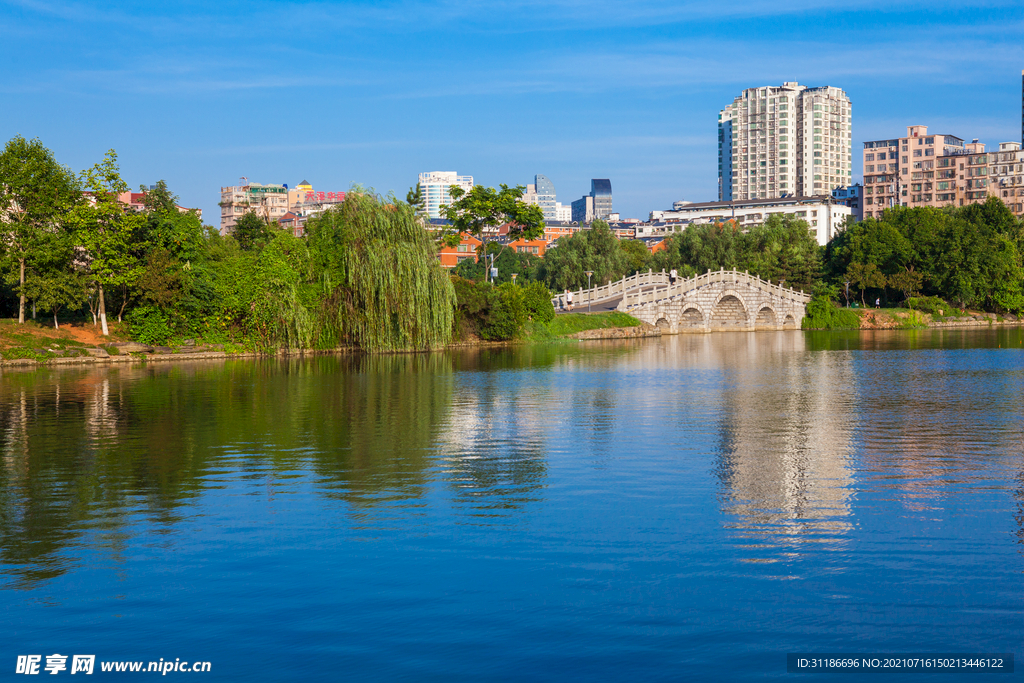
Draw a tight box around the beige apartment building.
[863,126,1024,219]
[989,141,1024,215]
[219,182,289,234]
[719,82,852,201]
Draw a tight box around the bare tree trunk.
[54,311,59,330]
[117,285,129,323]
[18,258,25,324]
[98,284,109,336]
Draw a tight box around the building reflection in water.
[435,364,549,521]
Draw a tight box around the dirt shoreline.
[837,308,1021,330]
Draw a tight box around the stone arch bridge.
[553,269,811,333]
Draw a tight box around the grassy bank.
[0,319,125,360]
[523,312,641,342]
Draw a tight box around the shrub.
[126,305,175,344]
[522,281,555,323]
[904,296,952,316]
[482,282,527,340]
[802,284,861,329]
[452,276,495,339]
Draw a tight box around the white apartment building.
[419,171,474,218]
[719,82,852,202]
[555,202,571,222]
[219,182,289,235]
[649,196,851,246]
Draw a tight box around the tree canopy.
[823,199,1024,311]
[0,135,82,323]
[538,220,630,291]
[439,184,544,247]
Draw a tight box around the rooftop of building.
[666,195,842,211]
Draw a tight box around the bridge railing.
[551,270,669,309]
[619,269,811,309]
[551,268,811,311]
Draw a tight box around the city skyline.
[1,1,1022,224]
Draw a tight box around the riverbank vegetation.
[0,137,463,352]
[5,134,1023,348]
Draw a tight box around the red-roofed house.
[438,234,483,269]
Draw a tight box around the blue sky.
[2,0,1022,223]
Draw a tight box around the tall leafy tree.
[538,220,629,291]
[440,184,544,247]
[406,183,425,216]
[70,150,145,336]
[619,239,650,275]
[740,214,821,291]
[845,262,886,306]
[24,230,86,329]
[888,266,923,302]
[452,241,541,284]
[0,135,81,323]
[233,211,273,251]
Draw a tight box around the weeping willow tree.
[307,192,455,351]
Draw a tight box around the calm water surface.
[3,328,1023,681]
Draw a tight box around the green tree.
[439,184,544,247]
[650,222,743,275]
[306,192,456,351]
[70,150,146,336]
[0,135,82,323]
[482,282,527,340]
[452,241,541,284]
[740,214,821,291]
[522,281,555,323]
[140,180,207,262]
[619,239,650,275]
[233,210,273,252]
[406,183,425,216]
[846,261,886,306]
[888,266,924,302]
[23,230,86,329]
[136,248,183,308]
[538,220,630,291]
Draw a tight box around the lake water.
[2,328,1023,681]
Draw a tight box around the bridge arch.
[709,290,750,329]
[754,303,779,329]
[569,269,808,334]
[679,303,706,330]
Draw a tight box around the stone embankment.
[566,323,662,340]
[1,341,277,368]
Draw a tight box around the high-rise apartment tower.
[418,171,474,218]
[719,82,852,201]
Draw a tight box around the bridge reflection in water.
[623,333,856,561]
